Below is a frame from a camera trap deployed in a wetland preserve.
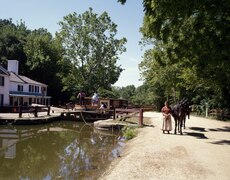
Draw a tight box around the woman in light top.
[92,92,99,106]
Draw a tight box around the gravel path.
[100,112,230,180]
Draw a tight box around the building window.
[0,76,4,86]
[35,86,39,93]
[29,85,35,92]
[41,87,46,94]
[0,94,3,106]
[17,85,23,92]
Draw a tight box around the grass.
[122,126,138,140]
[111,116,152,140]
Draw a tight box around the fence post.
[205,102,209,118]
[19,106,22,118]
[34,106,38,117]
[47,106,50,116]
[139,108,143,127]
[113,108,116,120]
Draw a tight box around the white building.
[0,60,51,106]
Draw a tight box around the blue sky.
[0,0,145,87]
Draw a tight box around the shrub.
[122,126,138,140]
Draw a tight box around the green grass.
[122,126,138,140]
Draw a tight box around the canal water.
[0,121,125,179]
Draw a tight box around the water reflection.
[0,121,124,179]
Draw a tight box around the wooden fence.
[114,108,153,127]
[19,106,50,118]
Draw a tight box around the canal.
[0,121,125,179]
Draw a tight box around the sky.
[0,0,146,87]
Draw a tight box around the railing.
[19,106,50,118]
[114,108,153,127]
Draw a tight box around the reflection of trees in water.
[58,124,123,179]
[0,121,124,179]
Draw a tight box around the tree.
[118,0,230,108]
[0,19,29,73]
[119,85,136,100]
[0,19,69,104]
[24,28,66,104]
[57,8,127,96]
[139,0,230,108]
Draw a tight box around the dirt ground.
[99,112,230,180]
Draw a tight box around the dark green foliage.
[0,19,28,73]
[139,0,230,109]
[0,19,67,105]
[23,28,65,104]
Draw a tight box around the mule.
[180,99,190,129]
[171,102,187,135]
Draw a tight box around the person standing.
[99,102,107,113]
[77,91,86,106]
[161,101,172,134]
[91,92,99,106]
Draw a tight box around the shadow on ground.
[189,127,207,132]
[184,132,208,139]
[209,140,230,145]
[208,126,230,132]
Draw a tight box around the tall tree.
[118,0,230,108]
[119,85,136,100]
[138,0,230,108]
[0,19,29,73]
[57,8,127,96]
[24,28,65,104]
[0,19,69,104]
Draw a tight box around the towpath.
[100,112,230,180]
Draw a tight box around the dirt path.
[100,112,230,180]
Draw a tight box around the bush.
[122,126,138,140]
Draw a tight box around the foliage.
[122,126,138,140]
[0,19,68,104]
[116,0,230,110]
[119,85,136,100]
[138,0,230,109]
[132,84,153,105]
[0,12,127,105]
[57,8,127,96]
[111,84,159,107]
[24,28,66,104]
[0,19,29,73]
[97,87,120,99]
